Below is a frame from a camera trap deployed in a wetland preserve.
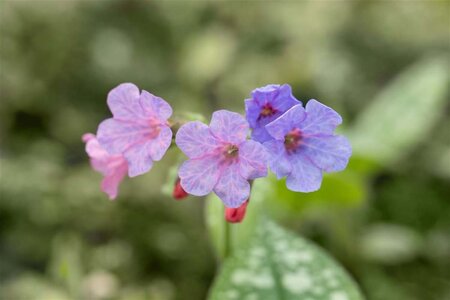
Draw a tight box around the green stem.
[223,212,232,260]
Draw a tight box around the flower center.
[223,144,239,159]
[284,128,302,152]
[259,104,277,118]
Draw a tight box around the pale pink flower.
[83,133,128,200]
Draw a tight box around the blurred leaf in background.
[1,1,449,300]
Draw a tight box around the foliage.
[1,1,449,300]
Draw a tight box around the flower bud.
[225,200,249,223]
[173,178,188,200]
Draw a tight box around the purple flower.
[175,110,268,208]
[83,133,128,200]
[245,84,301,143]
[264,100,352,192]
[97,83,173,177]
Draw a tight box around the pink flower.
[175,110,268,208]
[97,83,173,177]
[82,133,128,200]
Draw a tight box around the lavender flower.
[245,84,301,143]
[264,100,352,192]
[175,110,268,208]
[97,83,173,177]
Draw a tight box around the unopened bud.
[225,200,249,223]
[173,178,188,200]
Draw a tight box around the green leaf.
[257,171,367,220]
[208,220,364,300]
[348,55,449,164]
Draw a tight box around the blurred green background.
[1,1,449,299]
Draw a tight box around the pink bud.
[225,200,249,223]
[173,178,188,200]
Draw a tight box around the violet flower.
[245,84,301,143]
[264,100,352,192]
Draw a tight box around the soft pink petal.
[263,140,292,179]
[265,104,306,140]
[83,133,128,199]
[300,99,342,135]
[107,83,143,120]
[179,156,222,196]
[140,90,173,121]
[301,135,351,172]
[101,162,128,200]
[214,163,250,208]
[286,154,322,192]
[238,140,268,180]
[97,118,160,154]
[147,126,172,161]
[209,110,249,144]
[175,121,220,159]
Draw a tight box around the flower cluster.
[84,83,351,221]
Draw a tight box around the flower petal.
[286,154,323,192]
[123,141,154,177]
[238,140,268,180]
[179,156,222,196]
[148,126,172,161]
[250,126,273,144]
[244,98,261,128]
[264,84,300,113]
[265,104,306,140]
[214,163,250,208]
[175,121,220,159]
[107,83,143,120]
[97,118,158,154]
[300,99,342,135]
[301,135,351,172]
[209,110,249,144]
[140,90,173,121]
[101,163,128,200]
[263,140,292,179]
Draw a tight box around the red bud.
[225,200,249,223]
[173,178,188,200]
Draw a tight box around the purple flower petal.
[300,99,342,135]
[246,84,301,143]
[107,83,143,120]
[148,126,172,161]
[176,121,220,159]
[265,104,306,140]
[140,90,173,121]
[301,135,352,172]
[123,141,154,177]
[209,110,249,144]
[263,140,292,179]
[97,118,159,154]
[179,155,222,196]
[286,154,323,192]
[214,163,250,208]
[238,140,268,179]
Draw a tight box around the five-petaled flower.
[82,133,128,200]
[175,110,268,208]
[97,83,173,177]
[264,100,352,192]
[245,84,301,143]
